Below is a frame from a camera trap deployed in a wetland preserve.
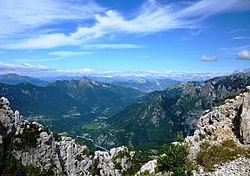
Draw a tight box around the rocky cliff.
[0,97,146,176]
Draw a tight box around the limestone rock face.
[239,86,250,144]
[0,97,142,176]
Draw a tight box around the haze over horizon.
[0,0,250,77]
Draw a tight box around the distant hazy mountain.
[0,73,48,86]
[0,78,144,131]
[112,78,177,93]
[78,72,250,154]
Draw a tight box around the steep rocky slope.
[136,86,250,175]
[0,97,147,176]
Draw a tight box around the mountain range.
[78,72,250,154]
[0,73,48,86]
[112,78,177,93]
[0,72,250,154]
[0,77,143,131]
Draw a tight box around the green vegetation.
[227,93,239,99]
[110,149,149,175]
[196,140,250,171]
[91,159,101,175]
[137,170,152,176]
[81,148,94,156]
[0,150,54,176]
[75,154,84,161]
[12,124,40,150]
[176,133,184,143]
[81,123,99,130]
[53,132,61,142]
[217,101,225,106]
[157,144,192,176]
[122,152,149,176]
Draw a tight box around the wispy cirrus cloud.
[200,55,218,62]
[1,0,250,49]
[232,36,250,40]
[83,44,143,49]
[0,0,104,39]
[237,50,250,60]
[48,51,93,57]
[14,58,63,63]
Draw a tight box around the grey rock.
[239,93,250,144]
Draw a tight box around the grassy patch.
[227,93,239,99]
[196,140,250,171]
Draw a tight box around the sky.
[0,0,250,77]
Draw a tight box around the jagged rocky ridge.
[0,97,146,176]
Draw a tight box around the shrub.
[157,144,192,175]
[12,125,40,150]
[176,133,184,143]
[53,132,61,142]
[91,159,101,175]
[75,154,84,161]
[123,152,149,175]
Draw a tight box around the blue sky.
[0,0,250,77]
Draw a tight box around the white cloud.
[1,0,249,50]
[14,58,63,62]
[0,0,103,39]
[83,44,143,49]
[200,55,218,62]
[232,36,250,40]
[237,50,250,60]
[0,61,50,76]
[3,33,79,49]
[139,55,151,58]
[48,51,93,57]
[0,61,94,77]
[0,61,230,80]
[56,68,93,75]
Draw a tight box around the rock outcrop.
[0,97,143,176]
[239,90,250,144]
[137,86,250,175]
[183,86,250,175]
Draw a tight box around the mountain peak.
[79,77,100,86]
